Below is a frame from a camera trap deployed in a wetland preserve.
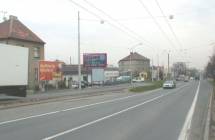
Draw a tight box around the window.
[34,47,40,58]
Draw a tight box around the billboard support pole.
[78,11,81,90]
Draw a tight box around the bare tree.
[206,49,215,80]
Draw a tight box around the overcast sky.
[1,0,215,69]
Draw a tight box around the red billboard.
[83,53,107,68]
[39,61,63,81]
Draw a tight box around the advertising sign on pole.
[83,53,107,68]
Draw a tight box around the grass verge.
[129,80,164,93]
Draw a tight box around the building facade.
[0,15,45,93]
[62,65,92,88]
[118,52,150,77]
[104,67,119,82]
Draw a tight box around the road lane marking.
[42,84,189,140]
[178,81,200,140]
[0,82,186,126]
[0,88,163,126]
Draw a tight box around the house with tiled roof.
[0,15,45,93]
[118,52,150,77]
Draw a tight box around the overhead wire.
[68,0,159,51]
[138,0,177,51]
[82,0,157,50]
[154,0,183,50]
[154,0,186,61]
[138,0,187,64]
[67,0,145,43]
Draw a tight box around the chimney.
[9,15,18,20]
[9,15,17,36]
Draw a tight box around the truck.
[0,44,29,97]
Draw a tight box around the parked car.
[116,76,131,82]
[163,80,176,89]
[82,81,92,87]
[71,81,86,89]
[190,77,194,80]
[132,77,144,82]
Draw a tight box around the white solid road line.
[178,81,200,140]
[0,88,162,126]
[42,84,189,140]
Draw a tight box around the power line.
[154,0,183,50]
[138,0,177,50]
[67,0,143,43]
[82,0,159,51]
[68,0,159,51]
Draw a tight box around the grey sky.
[1,0,215,69]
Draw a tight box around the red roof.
[0,16,45,44]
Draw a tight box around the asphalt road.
[0,80,212,140]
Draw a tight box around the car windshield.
[165,81,173,84]
[0,0,213,140]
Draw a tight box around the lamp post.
[78,11,81,90]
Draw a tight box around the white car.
[163,80,176,89]
[132,77,144,82]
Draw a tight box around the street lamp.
[78,11,81,90]
[77,12,105,90]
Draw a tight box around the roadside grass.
[208,78,215,86]
[129,80,164,93]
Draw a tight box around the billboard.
[39,61,63,81]
[83,53,107,68]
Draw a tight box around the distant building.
[172,62,186,78]
[104,67,119,82]
[0,15,45,93]
[118,52,150,77]
[61,65,92,88]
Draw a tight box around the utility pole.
[167,52,170,79]
[130,51,133,85]
[157,53,160,81]
[69,56,72,65]
[78,11,81,90]
[151,58,154,82]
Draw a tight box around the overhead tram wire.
[82,0,158,51]
[138,0,177,51]
[138,0,185,63]
[67,0,143,43]
[154,0,185,61]
[67,0,158,52]
[154,0,183,50]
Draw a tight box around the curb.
[204,91,213,140]
[0,88,129,110]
